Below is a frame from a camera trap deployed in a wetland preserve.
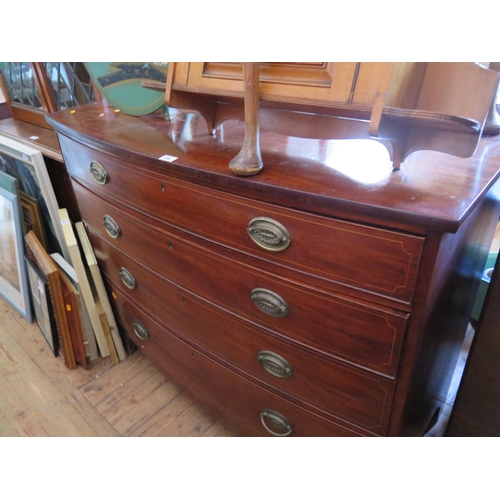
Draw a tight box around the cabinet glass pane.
[0,62,43,109]
[43,62,95,110]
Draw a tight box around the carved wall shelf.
[165,62,499,175]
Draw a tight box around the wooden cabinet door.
[175,62,359,104]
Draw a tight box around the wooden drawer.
[77,185,409,378]
[97,236,395,433]
[107,284,373,437]
[61,135,424,304]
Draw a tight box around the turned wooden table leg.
[229,62,264,176]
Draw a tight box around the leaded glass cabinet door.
[43,62,96,110]
[0,62,97,128]
[0,62,48,127]
[0,62,43,108]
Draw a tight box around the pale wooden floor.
[0,281,483,438]
[0,295,234,437]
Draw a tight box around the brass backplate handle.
[260,409,293,437]
[251,288,289,318]
[132,320,149,340]
[119,267,137,290]
[247,217,291,252]
[258,350,293,379]
[103,214,121,239]
[90,160,109,185]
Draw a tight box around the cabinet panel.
[180,62,358,104]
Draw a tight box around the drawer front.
[108,285,372,437]
[97,236,394,433]
[61,135,424,304]
[77,184,408,377]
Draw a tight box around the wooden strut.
[229,63,264,176]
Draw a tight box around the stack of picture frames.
[58,208,126,365]
[0,132,125,369]
[24,214,127,369]
[0,131,68,341]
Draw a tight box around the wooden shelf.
[166,62,499,173]
[382,107,482,134]
[0,117,62,162]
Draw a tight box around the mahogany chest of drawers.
[46,103,500,436]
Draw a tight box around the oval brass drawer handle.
[103,214,121,239]
[260,409,293,437]
[90,160,109,185]
[258,350,293,378]
[119,267,137,290]
[133,320,149,340]
[251,288,289,318]
[247,217,291,252]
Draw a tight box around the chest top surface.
[46,103,500,234]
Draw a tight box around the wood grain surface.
[0,295,233,437]
[45,104,500,437]
[47,102,500,233]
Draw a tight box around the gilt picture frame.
[20,190,47,249]
[0,185,32,321]
[0,132,70,262]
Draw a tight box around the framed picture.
[20,190,47,248]
[51,252,96,362]
[25,230,76,369]
[24,255,58,355]
[0,185,32,321]
[57,265,88,369]
[0,132,71,262]
[76,221,125,362]
[0,168,19,196]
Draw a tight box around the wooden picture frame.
[0,185,32,322]
[19,190,47,249]
[24,255,58,355]
[0,133,71,262]
[25,230,76,369]
[51,251,97,361]
[57,267,88,369]
[59,208,109,359]
[76,221,126,362]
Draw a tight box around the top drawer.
[60,135,424,304]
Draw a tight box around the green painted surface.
[84,62,168,116]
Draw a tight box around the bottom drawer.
[107,282,373,437]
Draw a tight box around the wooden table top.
[0,117,63,162]
[46,102,500,234]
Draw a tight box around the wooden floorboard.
[0,296,234,437]
[128,392,195,437]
